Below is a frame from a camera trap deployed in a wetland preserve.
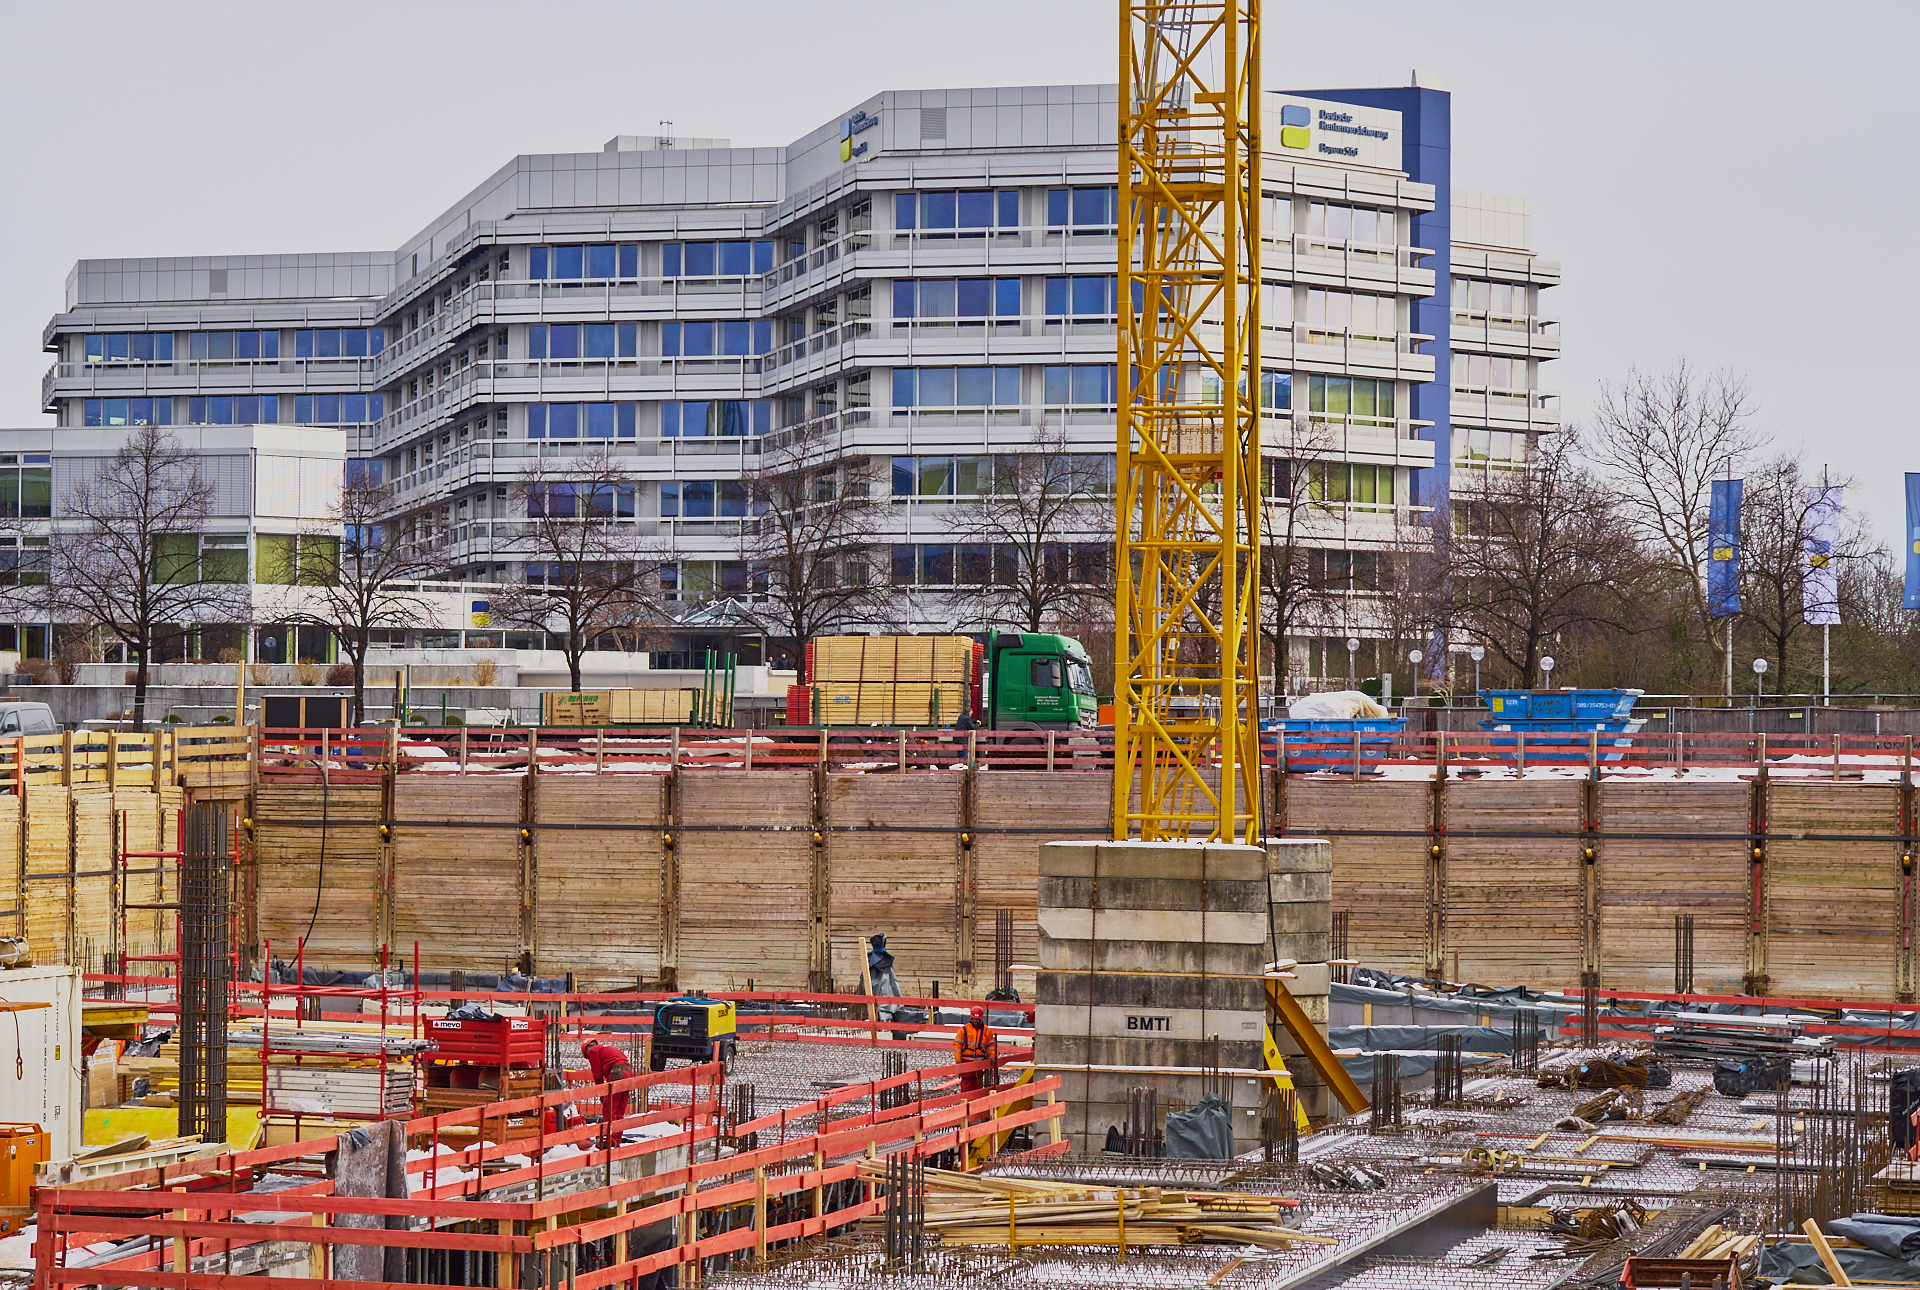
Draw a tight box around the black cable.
[298,772,330,959]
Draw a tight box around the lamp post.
[1346,636,1360,689]
[1406,648,1423,704]
[1539,655,1556,690]
[1753,656,1768,705]
[1469,645,1485,702]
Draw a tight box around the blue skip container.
[1478,689,1645,763]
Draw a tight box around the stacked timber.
[857,1161,1330,1249]
[809,635,973,727]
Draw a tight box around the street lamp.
[1469,645,1485,701]
[1346,637,1360,688]
[1753,656,1768,704]
[1539,655,1556,689]
[1406,648,1423,702]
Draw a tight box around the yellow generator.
[650,998,738,1071]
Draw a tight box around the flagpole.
[1823,624,1830,706]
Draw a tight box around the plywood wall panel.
[532,775,668,987]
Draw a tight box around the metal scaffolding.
[1115,0,1263,842]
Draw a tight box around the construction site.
[5,5,1920,1290]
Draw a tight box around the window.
[666,559,748,599]
[0,537,49,586]
[1307,464,1397,509]
[662,400,772,437]
[0,458,52,520]
[1451,354,1529,391]
[891,367,1021,409]
[186,331,277,362]
[85,334,174,364]
[660,321,771,357]
[294,394,385,425]
[1306,203,1398,246]
[1452,278,1528,317]
[84,398,173,427]
[892,278,1021,321]
[894,190,1020,235]
[527,243,641,281]
[662,480,739,519]
[1261,372,1292,411]
[889,455,993,497]
[660,240,776,278]
[1031,657,1064,689]
[1043,276,1119,319]
[187,395,279,425]
[151,534,248,584]
[1454,428,1528,467]
[293,329,384,358]
[1305,289,1397,340]
[1308,548,1381,592]
[527,323,638,360]
[1042,365,1118,407]
[528,483,635,519]
[526,403,638,439]
[1045,187,1119,229]
[1305,375,1397,423]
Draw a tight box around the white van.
[0,703,59,736]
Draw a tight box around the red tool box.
[426,1016,546,1068]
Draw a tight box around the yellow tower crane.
[1115,1,1263,842]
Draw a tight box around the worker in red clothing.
[954,1005,999,1093]
[580,1037,636,1129]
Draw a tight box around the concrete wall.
[1268,838,1333,1121]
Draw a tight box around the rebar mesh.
[178,802,228,1143]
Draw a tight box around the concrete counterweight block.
[1035,839,1273,1155]
[1267,836,1335,1120]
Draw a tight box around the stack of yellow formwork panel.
[809,636,973,727]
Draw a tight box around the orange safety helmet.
[970,1006,985,1024]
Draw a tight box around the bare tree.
[1259,422,1340,697]
[1589,364,1758,677]
[267,471,449,723]
[490,449,667,691]
[1736,456,1866,690]
[43,425,249,729]
[737,431,887,655]
[1448,430,1646,687]
[945,429,1113,633]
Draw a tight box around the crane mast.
[1115,1,1263,842]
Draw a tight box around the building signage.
[840,111,878,162]
[1271,95,1399,169]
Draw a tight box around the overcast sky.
[2,1,1913,544]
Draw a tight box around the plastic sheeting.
[1829,1213,1920,1259]
[1332,1024,1515,1054]
[1759,1237,1920,1283]
[1288,691,1389,719]
[1163,1096,1233,1159]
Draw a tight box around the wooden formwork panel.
[391,778,524,973]
[71,791,113,970]
[1288,777,1429,977]
[1597,782,1751,993]
[1766,783,1901,999]
[1443,780,1584,988]
[676,771,814,989]
[0,797,18,940]
[971,774,1108,991]
[532,775,668,987]
[23,787,70,966]
[114,789,170,963]
[825,773,963,994]
[253,783,382,966]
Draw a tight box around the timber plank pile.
[856,1161,1330,1250]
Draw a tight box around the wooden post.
[671,726,681,769]
[459,726,469,774]
[817,727,828,769]
[596,726,606,773]
[1046,731,1056,771]
[1802,1219,1853,1286]
[812,1142,825,1220]
[754,1164,767,1263]
[1833,733,1842,783]
[1046,1085,1061,1145]
[744,729,754,771]
[897,729,907,773]
[61,730,73,786]
[106,732,119,791]
[859,940,877,1046]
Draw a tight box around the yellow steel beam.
[1116,0,1262,842]
[1266,979,1370,1115]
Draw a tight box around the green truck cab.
[983,631,1100,731]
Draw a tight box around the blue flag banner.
[1707,478,1742,618]
[1803,485,1843,627]
[1906,473,1920,612]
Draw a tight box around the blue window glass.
[661,243,682,277]
[684,242,715,277]
[206,333,233,361]
[683,321,716,355]
[719,480,747,518]
[369,393,384,419]
[527,325,547,358]
[586,403,616,437]
[617,244,638,278]
[106,334,128,362]
[129,398,152,424]
[1046,278,1068,316]
[957,279,989,317]
[919,280,955,318]
[342,329,368,358]
[721,321,750,356]
[717,401,747,436]
[1047,189,1069,226]
[318,330,341,358]
[1071,366,1113,404]
[752,240,774,274]
[919,367,955,406]
[895,193,916,230]
[553,245,584,279]
[1044,366,1070,403]
[529,247,549,279]
[956,368,993,407]
[1073,276,1109,316]
[548,403,579,437]
[1072,188,1107,225]
[753,402,771,435]
[617,485,634,517]
[259,395,280,424]
[921,545,954,585]
[527,404,547,438]
[689,401,713,435]
[85,336,103,363]
[344,394,368,422]
[957,191,994,229]
[548,325,580,360]
[586,245,615,279]
[995,367,1020,406]
[295,396,312,422]
[753,320,771,354]
[618,323,637,357]
[103,398,128,426]
[661,403,680,437]
[998,190,1020,227]
[893,369,915,407]
[893,280,915,319]
[130,334,153,362]
[660,324,679,357]
[922,191,956,230]
[316,395,340,423]
[995,279,1020,317]
[368,329,384,355]
[892,457,913,496]
[683,481,714,518]
[1261,371,1292,411]
[661,481,679,516]
[157,334,175,362]
[295,331,313,359]
[585,324,617,359]
[618,403,636,438]
[211,397,233,424]
[719,241,750,276]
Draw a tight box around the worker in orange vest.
[954,1005,999,1092]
